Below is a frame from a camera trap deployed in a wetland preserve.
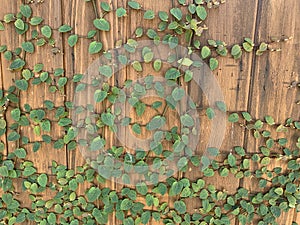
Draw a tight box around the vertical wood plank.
[244,0,300,224]
[0,2,22,156]
[184,1,258,223]
[21,1,66,174]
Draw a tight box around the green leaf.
[23,167,36,176]
[100,2,111,12]
[69,179,78,191]
[135,27,143,37]
[169,36,178,49]
[33,142,41,152]
[135,102,146,117]
[228,153,236,167]
[41,25,52,38]
[116,7,127,17]
[0,119,6,129]
[174,200,187,214]
[11,108,21,121]
[29,17,43,25]
[201,156,211,170]
[196,6,207,20]
[286,183,297,193]
[170,181,183,196]
[0,22,4,31]
[143,52,153,63]
[136,182,148,195]
[270,205,281,218]
[34,63,44,72]
[10,58,26,70]
[132,61,143,72]
[265,115,275,125]
[216,101,227,112]
[92,208,108,224]
[99,65,113,77]
[172,87,185,101]
[231,44,242,58]
[132,123,141,134]
[128,1,141,10]
[86,187,101,202]
[209,58,219,70]
[0,166,8,177]
[54,68,65,77]
[165,68,180,80]
[146,116,166,130]
[141,211,151,224]
[208,147,219,157]
[87,29,97,38]
[20,4,32,18]
[89,41,103,54]
[90,136,106,151]
[37,174,48,187]
[170,8,182,20]
[261,157,270,165]
[180,114,194,127]
[14,148,26,158]
[274,187,283,195]
[57,77,68,87]
[158,11,169,22]
[94,90,107,103]
[206,108,215,119]
[120,199,133,210]
[203,168,214,176]
[228,113,239,123]
[177,157,188,170]
[201,46,211,59]
[234,146,245,156]
[242,112,252,121]
[101,112,115,127]
[152,60,162,72]
[58,118,72,126]
[8,131,20,141]
[15,79,28,91]
[184,70,193,82]
[41,120,51,132]
[47,213,56,224]
[199,189,209,199]
[68,34,78,47]
[243,41,253,52]
[22,41,34,53]
[93,18,110,31]
[144,10,155,19]
[58,24,72,32]
[42,134,52,143]
[15,19,25,30]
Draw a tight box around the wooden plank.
[0,3,66,224]
[65,1,119,224]
[244,0,300,224]
[183,1,258,222]
[20,1,66,174]
[122,1,177,224]
[0,1,22,157]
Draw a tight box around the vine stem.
[91,0,101,42]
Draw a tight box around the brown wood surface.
[0,0,299,224]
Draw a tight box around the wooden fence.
[0,0,299,224]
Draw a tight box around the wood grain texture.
[21,1,67,174]
[243,1,300,224]
[184,1,259,224]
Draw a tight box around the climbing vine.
[0,0,299,225]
